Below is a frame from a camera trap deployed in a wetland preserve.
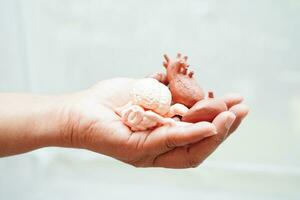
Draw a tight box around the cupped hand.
[61,78,249,168]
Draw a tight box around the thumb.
[145,121,217,154]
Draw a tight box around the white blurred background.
[0,0,299,199]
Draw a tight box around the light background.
[0,0,299,199]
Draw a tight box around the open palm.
[65,78,249,168]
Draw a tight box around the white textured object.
[130,78,172,115]
[116,78,188,131]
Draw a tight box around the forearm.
[0,93,67,157]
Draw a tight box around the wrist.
[38,91,96,149]
[34,94,75,148]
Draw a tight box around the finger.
[221,94,244,109]
[153,112,236,168]
[228,104,249,134]
[146,121,217,154]
[165,122,217,148]
[153,146,191,168]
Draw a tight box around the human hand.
[59,78,249,168]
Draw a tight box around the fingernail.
[205,123,218,136]
[229,109,238,116]
[212,125,218,135]
[225,114,236,130]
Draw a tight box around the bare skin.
[0,78,249,168]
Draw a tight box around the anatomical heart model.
[115,53,228,131]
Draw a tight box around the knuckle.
[128,158,150,168]
[165,136,177,149]
[186,157,202,168]
[123,155,141,167]
[130,161,143,168]
[211,135,225,145]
